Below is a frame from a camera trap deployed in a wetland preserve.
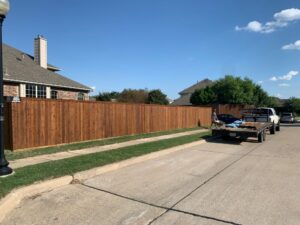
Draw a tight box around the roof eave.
[4,78,92,92]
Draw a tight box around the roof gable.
[3,44,91,92]
[171,78,214,106]
[179,79,213,95]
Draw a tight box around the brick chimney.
[34,35,47,69]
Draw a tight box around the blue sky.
[4,0,300,99]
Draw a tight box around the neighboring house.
[171,79,213,106]
[3,35,91,100]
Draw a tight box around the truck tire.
[258,132,263,143]
[222,135,230,140]
[239,136,247,141]
[276,123,280,131]
[212,130,216,136]
[270,124,276,135]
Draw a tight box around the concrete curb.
[0,139,207,223]
[0,176,73,223]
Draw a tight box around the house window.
[26,84,36,98]
[37,85,46,98]
[78,92,84,101]
[51,90,58,99]
[26,84,46,98]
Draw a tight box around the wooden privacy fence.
[214,104,254,118]
[4,99,212,150]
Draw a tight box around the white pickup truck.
[243,107,280,133]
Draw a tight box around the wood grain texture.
[5,99,212,150]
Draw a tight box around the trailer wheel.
[239,136,247,141]
[270,124,276,135]
[276,123,280,131]
[258,132,263,143]
[212,130,216,136]
[222,135,230,140]
[263,130,267,141]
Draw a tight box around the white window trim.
[20,84,26,97]
[46,87,51,99]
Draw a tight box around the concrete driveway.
[3,124,300,225]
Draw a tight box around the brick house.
[3,35,91,100]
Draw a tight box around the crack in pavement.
[145,141,264,225]
[81,183,242,225]
[79,141,264,225]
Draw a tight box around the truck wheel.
[276,123,280,131]
[263,130,267,141]
[258,132,264,143]
[270,124,276,135]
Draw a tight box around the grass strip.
[5,127,202,161]
[0,131,211,199]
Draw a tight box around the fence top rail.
[9,98,212,109]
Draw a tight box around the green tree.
[190,75,272,106]
[212,76,256,104]
[212,76,242,104]
[285,97,300,113]
[147,89,169,105]
[266,96,280,108]
[95,91,120,101]
[118,89,149,103]
[190,86,217,105]
[253,85,269,107]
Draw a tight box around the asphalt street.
[3,123,300,225]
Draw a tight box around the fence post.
[4,101,13,150]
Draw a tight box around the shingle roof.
[171,94,192,106]
[3,44,91,91]
[171,79,213,106]
[179,79,213,95]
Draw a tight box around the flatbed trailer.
[212,121,275,143]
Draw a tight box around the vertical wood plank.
[8,99,215,150]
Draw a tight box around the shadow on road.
[204,136,243,145]
[203,133,269,145]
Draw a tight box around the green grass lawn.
[0,131,211,199]
[6,127,204,161]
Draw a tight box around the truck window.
[268,109,273,115]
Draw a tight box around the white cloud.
[278,70,298,80]
[236,8,300,33]
[235,21,275,33]
[235,21,263,32]
[270,70,299,83]
[282,40,300,50]
[257,80,264,84]
[275,93,282,98]
[274,8,300,21]
[278,83,290,87]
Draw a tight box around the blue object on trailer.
[226,120,244,128]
